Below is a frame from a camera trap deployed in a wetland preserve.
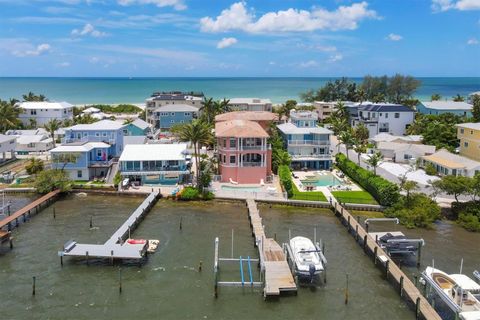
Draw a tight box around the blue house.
[63,120,126,157]
[277,110,333,170]
[416,101,472,117]
[153,104,199,131]
[50,142,112,180]
[124,118,151,136]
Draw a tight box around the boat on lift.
[422,266,480,320]
[289,236,326,283]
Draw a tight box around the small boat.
[147,240,160,253]
[377,232,421,255]
[289,236,326,283]
[422,267,480,319]
[126,239,147,245]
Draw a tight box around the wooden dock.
[0,190,60,248]
[332,202,441,320]
[60,190,160,263]
[246,199,297,297]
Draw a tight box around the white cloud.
[315,45,337,52]
[467,37,479,45]
[117,0,186,10]
[56,61,71,67]
[71,23,107,37]
[299,60,319,68]
[12,43,51,57]
[386,33,403,41]
[216,37,238,49]
[89,56,99,63]
[328,53,343,62]
[200,1,378,34]
[431,0,480,11]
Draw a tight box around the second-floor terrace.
[217,137,271,151]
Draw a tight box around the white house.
[227,98,272,112]
[0,134,16,162]
[351,104,415,138]
[370,133,423,145]
[6,129,53,154]
[16,101,74,126]
[376,142,436,163]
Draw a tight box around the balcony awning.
[120,170,189,176]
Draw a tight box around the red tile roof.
[215,120,269,138]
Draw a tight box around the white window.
[95,132,100,137]
[230,155,236,164]
[171,112,175,116]
[460,128,464,134]
[464,142,469,147]
[102,132,107,137]
[77,170,82,178]
[83,132,88,137]
[170,120,175,123]
[184,112,190,116]
[385,113,389,119]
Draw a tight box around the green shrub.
[178,187,200,200]
[385,193,440,228]
[34,169,72,194]
[278,165,293,198]
[452,201,480,232]
[335,153,399,206]
[425,163,437,176]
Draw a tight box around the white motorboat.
[289,236,326,282]
[422,267,480,320]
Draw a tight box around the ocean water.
[0,77,479,105]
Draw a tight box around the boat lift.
[213,237,263,298]
[365,218,425,266]
[284,228,327,284]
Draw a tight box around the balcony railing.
[291,154,332,159]
[218,144,271,151]
[122,165,186,172]
[241,162,264,167]
[89,158,115,167]
[62,136,116,145]
[288,140,330,146]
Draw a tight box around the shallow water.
[1,194,477,319]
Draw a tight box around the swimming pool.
[221,185,262,192]
[301,172,343,187]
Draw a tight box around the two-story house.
[63,120,126,157]
[215,111,278,131]
[145,91,203,126]
[0,134,16,163]
[227,98,272,112]
[124,118,151,136]
[153,104,199,131]
[16,101,74,126]
[277,110,332,170]
[50,142,112,180]
[215,120,271,184]
[5,129,53,154]
[119,143,189,185]
[351,104,415,138]
[457,123,480,162]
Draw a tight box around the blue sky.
[0,0,479,77]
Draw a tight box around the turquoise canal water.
[1,194,479,319]
[0,77,479,104]
[0,194,414,320]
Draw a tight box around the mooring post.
[374,246,378,265]
[32,276,36,296]
[415,297,421,319]
[416,242,422,268]
[363,235,367,252]
[111,250,114,266]
[365,222,369,233]
[274,233,276,241]
[231,229,234,258]
[198,260,202,272]
[400,276,404,297]
[9,231,13,249]
[375,234,378,244]
[53,207,56,219]
[344,273,349,305]
[414,275,418,287]
[179,216,183,230]
[355,224,359,241]
[347,216,351,231]
[119,267,122,294]
[89,216,93,229]
[86,251,89,266]
[60,255,63,267]
[385,260,390,279]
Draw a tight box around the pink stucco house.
[215,119,272,184]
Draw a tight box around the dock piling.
[89,216,93,229]
[32,276,36,296]
[179,216,183,230]
[53,207,56,219]
[344,273,349,305]
[416,242,422,268]
[119,267,122,294]
[400,276,404,297]
[198,260,202,272]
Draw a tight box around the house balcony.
[290,154,332,160]
[122,165,187,172]
[62,136,115,145]
[88,158,115,168]
[288,140,330,146]
[218,144,271,151]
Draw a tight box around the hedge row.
[335,153,399,206]
[278,165,293,198]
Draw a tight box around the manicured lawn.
[331,190,378,205]
[291,183,327,202]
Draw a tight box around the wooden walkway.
[0,189,60,231]
[332,202,441,320]
[246,199,297,297]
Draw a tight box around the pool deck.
[292,170,361,193]
[211,179,286,200]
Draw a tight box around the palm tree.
[216,98,231,114]
[0,100,20,133]
[353,139,367,165]
[25,157,44,175]
[338,129,354,160]
[199,97,215,125]
[123,118,134,125]
[431,94,441,101]
[401,180,418,207]
[356,89,366,104]
[171,120,212,189]
[22,92,47,102]
[28,118,37,129]
[452,94,464,102]
[366,151,383,175]
[272,150,291,173]
[353,123,369,144]
[44,119,61,148]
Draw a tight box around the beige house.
[421,148,480,177]
[377,142,435,163]
[456,122,480,162]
